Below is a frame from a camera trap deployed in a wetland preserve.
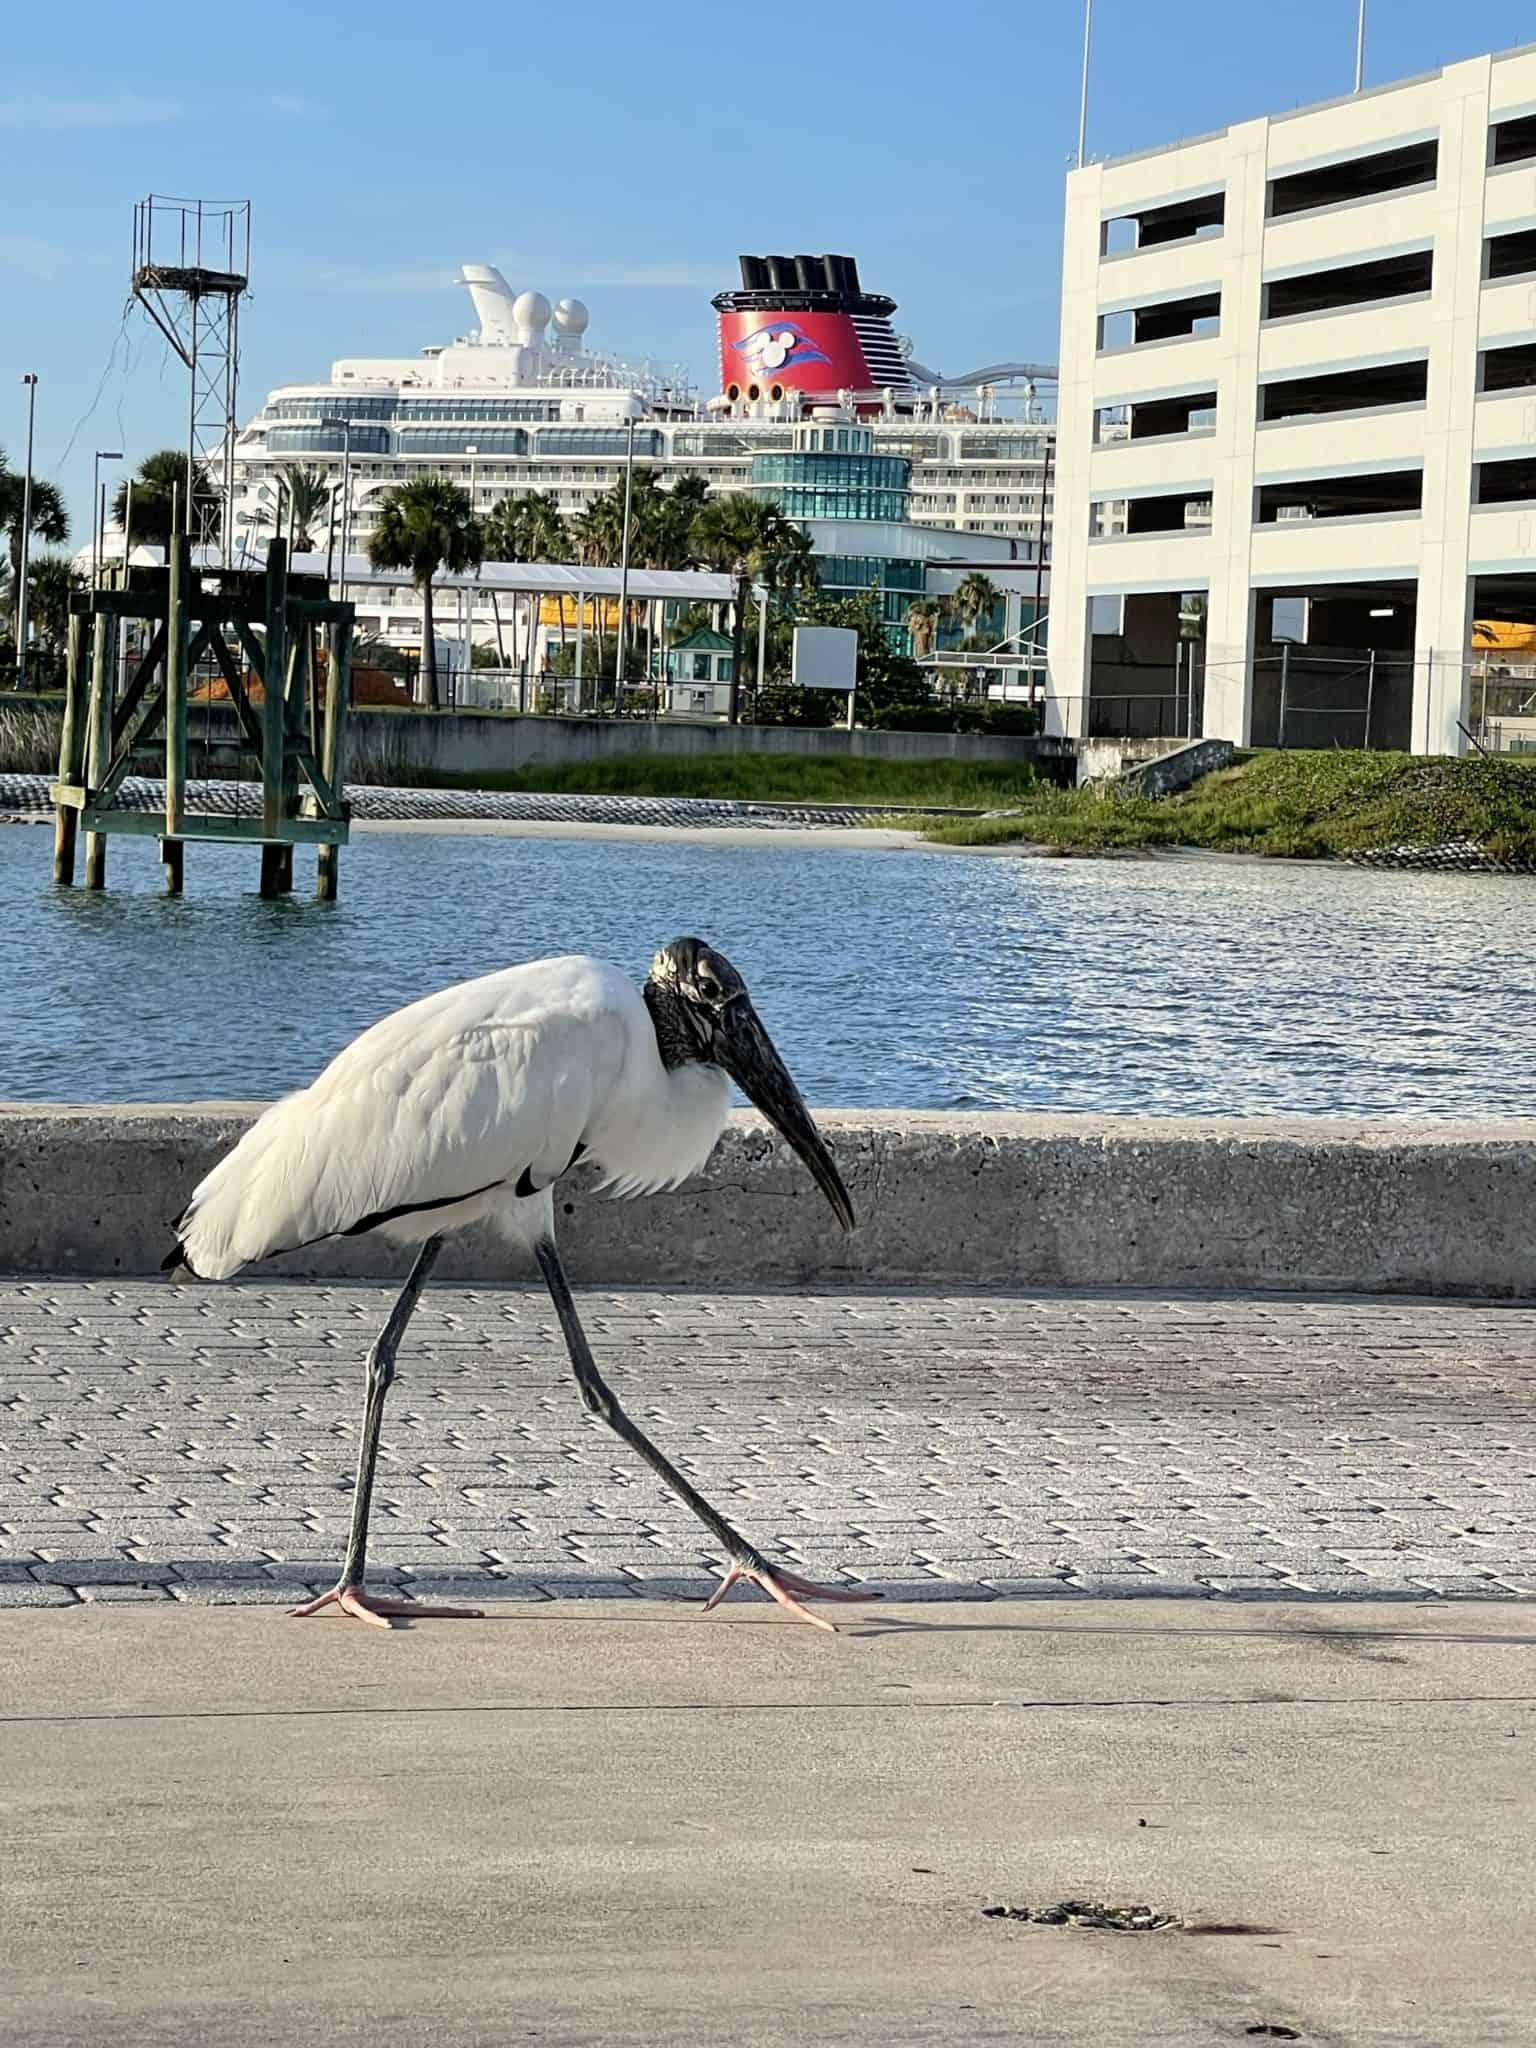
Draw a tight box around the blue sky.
[4,0,1534,537]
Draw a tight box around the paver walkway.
[3,1281,1535,1608]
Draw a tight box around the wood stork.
[162,938,874,1632]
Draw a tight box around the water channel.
[2,823,1531,1117]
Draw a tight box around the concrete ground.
[3,1282,1536,2043]
[3,1600,1535,2046]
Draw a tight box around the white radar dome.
[511,290,552,335]
[553,296,590,335]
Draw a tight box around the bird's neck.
[643,979,698,1072]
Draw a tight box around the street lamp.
[336,418,354,604]
[92,449,123,583]
[464,445,479,687]
[613,416,636,713]
[15,375,37,689]
[1076,0,1093,167]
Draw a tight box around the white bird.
[162,938,872,1632]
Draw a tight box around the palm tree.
[277,466,333,553]
[0,450,69,626]
[905,596,946,661]
[569,468,693,569]
[570,490,626,569]
[643,472,709,572]
[482,488,573,661]
[25,554,84,653]
[112,449,220,550]
[367,477,482,709]
[953,572,1002,647]
[482,489,570,565]
[690,493,817,722]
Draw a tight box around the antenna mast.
[131,195,251,562]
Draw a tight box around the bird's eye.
[697,975,721,1002]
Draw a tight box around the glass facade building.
[752,422,911,524]
[753,422,926,638]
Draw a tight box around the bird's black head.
[646,936,748,1046]
[645,936,855,1233]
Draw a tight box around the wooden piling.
[306,620,322,761]
[316,618,352,901]
[52,611,90,886]
[164,536,190,842]
[259,842,290,898]
[83,611,116,891]
[261,539,289,839]
[282,621,306,828]
[52,793,79,888]
[159,837,185,895]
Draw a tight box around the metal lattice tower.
[131,197,251,561]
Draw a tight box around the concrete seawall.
[347,709,1061,777]
[5,693,1063,778]
[2,1106,1532,1294]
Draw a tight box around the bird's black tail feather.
[161,1241,200,1280]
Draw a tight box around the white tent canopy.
[196,546,736,604]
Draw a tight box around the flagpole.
[1077,0,1094,166]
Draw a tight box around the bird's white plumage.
[174,955,731,1280]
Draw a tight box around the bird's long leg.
[292,1236,483,1628]
[534,1238,877,1632]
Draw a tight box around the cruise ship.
[225,256,1057,671]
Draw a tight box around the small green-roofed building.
[664,624,736,716]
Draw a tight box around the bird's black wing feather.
[513,1140,587,1200]
[342,1177,508,1237]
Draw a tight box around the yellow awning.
[1472,618,1536,652]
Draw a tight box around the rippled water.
[3,824,1533,1116]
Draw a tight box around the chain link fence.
[1250,648,1414,751]
[1466,665,1536,754]
[1047,648,1536,754]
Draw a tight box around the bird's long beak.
[717,1001,856,1232]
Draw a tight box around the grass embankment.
[0,706,61,777]
[0,703,1034,811]
[391,755,1042,811]
[918,750,1536,860]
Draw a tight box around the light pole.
[15,374,38,689]
[1032,433,1052,697]
[465,444,480,686]
[1076,0,1094,167]
[91,449,123,582]
[613,416,636,714]
[1354,0,1366,91]
[337,418,354,604]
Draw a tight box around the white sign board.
[792,625,858,691]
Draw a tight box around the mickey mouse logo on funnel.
[731,321,833,377]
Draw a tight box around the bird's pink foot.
[702,1561,881,1632]
[289,1583,484,1628]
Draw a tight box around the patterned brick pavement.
[3,1280,1535,1609]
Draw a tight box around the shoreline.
[6,800,1527,874]
[351,816,923,850]
[0,810,924,853]
[0,808,1475,870]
